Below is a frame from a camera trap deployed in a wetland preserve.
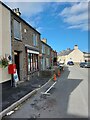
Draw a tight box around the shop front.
[26,47,39,80]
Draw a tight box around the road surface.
[4,65,88,118]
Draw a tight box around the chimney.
[74,45,78,50]
[42,38,47,43]
[12,8,21,16]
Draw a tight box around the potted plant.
[0,57,9,68]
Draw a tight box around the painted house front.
[58,45,85,64]
[83,52,90,62]
[0,2,11,86]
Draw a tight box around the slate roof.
[58,49,73,56]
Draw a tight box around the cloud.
[4,2,45,17]
[36,27,43,33]
[67,23,88,31]
[1,0,89,2]
[3,2,46,29]
[2,0,51,2]
[60,2,89,31]
[25,15,41,28]
[56,0,89,2]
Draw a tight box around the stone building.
[40,39,51,70]
[0,2,57,88]
[51,48,57,66]
[0,2,41,87]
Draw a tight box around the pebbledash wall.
[0,3,11,84]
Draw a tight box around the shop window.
[28,53,38,73]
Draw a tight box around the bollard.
[58,70,60,77]
[53,73,57,81]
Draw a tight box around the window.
[28,53,38,73]
[42,44,45,53]
[46,58,49,68]
[14,19,21,40]
[47,48,50,55]
[28,53,31,72]
[33,34,37,46]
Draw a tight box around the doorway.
[14,51,20,79]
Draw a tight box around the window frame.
[42,44,45,54]
[14,19,22,40]
[33,34,38,46]
[27,53,38,73]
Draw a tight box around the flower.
[0,57,9,68]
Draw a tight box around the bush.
[0,57,9,68]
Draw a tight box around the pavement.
[1,76,51,111]
[0,66,64,119]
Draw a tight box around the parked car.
[80,62,90,68]
[79,62,86,67]
[84,62,90,68]
[59,62,64,67]
[67,61,74,65]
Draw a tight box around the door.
[14,51,20,79]
[42,57,45,70]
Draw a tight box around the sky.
[2,0,89,53]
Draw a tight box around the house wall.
[45,45,51,68]
[40,41,51,70]
[57,55,66,63]
[11,13,40,81]
[66,49,84,64]
[84,53,90,62]
[0,4,11,83]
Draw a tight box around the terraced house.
[51,48,57,66]
[0,2,57,88]
[40,39,51,70]
[0,2,41,88]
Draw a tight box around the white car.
[59,63,64,67]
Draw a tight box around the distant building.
[58,45,85,64]
[83,52,90,62]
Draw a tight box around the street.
[4,65,88,118]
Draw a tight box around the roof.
[83,52,90,54]
[41,40,51,48]
[0,1,41,35]
[58,49,72,56]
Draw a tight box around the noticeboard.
[13,69,19,83]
